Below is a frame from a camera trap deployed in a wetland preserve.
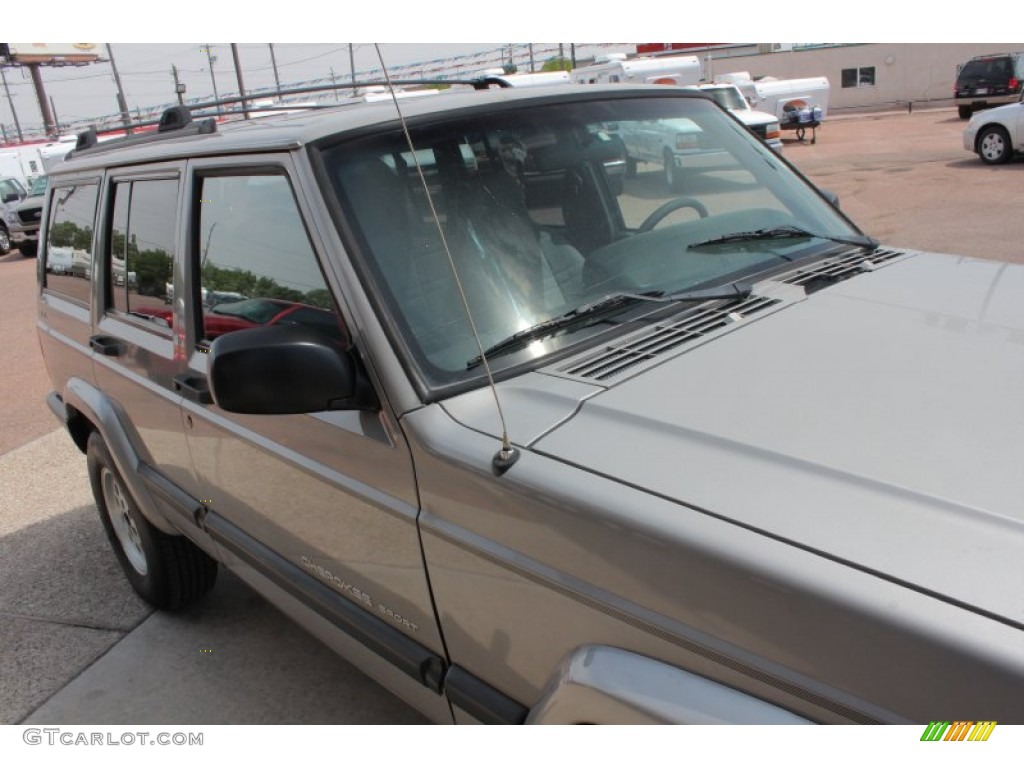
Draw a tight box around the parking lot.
[1,105,1020,726]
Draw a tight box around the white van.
[571,53,701,86]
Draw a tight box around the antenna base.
[492,446,520,476]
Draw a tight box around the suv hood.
[443,252,1024,625]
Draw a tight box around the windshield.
[29,175,48,196]
[320,94,866,390]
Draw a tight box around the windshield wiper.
[466,283,751,369]
[688,225,878,251]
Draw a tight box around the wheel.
[624,155,637,178]
[638,197,710,232]
[19,240,37,257]
[958,105,972,120]
[0,226,10,255]
[663,149,684,192]
[87,431,218,610]
[977,126,1013,165]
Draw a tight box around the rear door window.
[108,178,179,332]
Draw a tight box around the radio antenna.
[374,44,519,475]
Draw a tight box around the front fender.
[527,645,812,725]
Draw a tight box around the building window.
[842,66,876,88]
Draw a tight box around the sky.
[0,3,975,138]
[0,43,629,135]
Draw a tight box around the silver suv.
[36,86,1024,724]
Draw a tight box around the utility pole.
[570,44,577,69]
[268,43,282,95]
[172,65,185,105]
[349,43,356,96]
[329,67,339,101]
[529,44,535,73]
[230,44,249,119]
[0,67,23,142]
[205,44,221,114]
[49,96,60,133]
[106,44,133,134]
[27,64,57,137]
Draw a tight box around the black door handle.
[173,373,213,405]
[89,335,122,356]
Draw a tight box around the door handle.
[89,335,122,356]
[173,373,213,405]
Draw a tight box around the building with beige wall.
[700,44,1024,113]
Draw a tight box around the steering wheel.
[638,197,710,233]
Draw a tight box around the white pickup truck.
[617,84,782,192]
[689,84,782,152]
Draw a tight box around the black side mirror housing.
[819,188,840,208]
[208,325,375,414]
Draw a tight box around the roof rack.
[66,77,513,159]
[69,105,218,158]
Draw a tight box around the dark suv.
[36,88,1024,724]
[954,52,1024,119]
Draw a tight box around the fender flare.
[526,645,812,724]
[59,377,180,535]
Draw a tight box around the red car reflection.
[141,298,348,346]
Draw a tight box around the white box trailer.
[718,72,830,142]
[0,150,28,186]
[571,53,701,86]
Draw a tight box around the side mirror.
[819,188,840,208]
[1,192,20,204]
[208,325,373,414]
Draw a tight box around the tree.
[542,57,572,72]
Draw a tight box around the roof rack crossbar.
[68,106,217,159]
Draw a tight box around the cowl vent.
[555,295,781,383]
[779,247,908,291]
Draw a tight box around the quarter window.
[45,182,99,305]
[194,173,345,347]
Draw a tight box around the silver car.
[37,85,1024,724]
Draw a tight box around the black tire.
[958,105,972,120]
[0,226,10,255]
[976,126,1013,165]
[663,149,684,192]
[624,155,637,178]
[87,431,217,610]
[19,240,37,258]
